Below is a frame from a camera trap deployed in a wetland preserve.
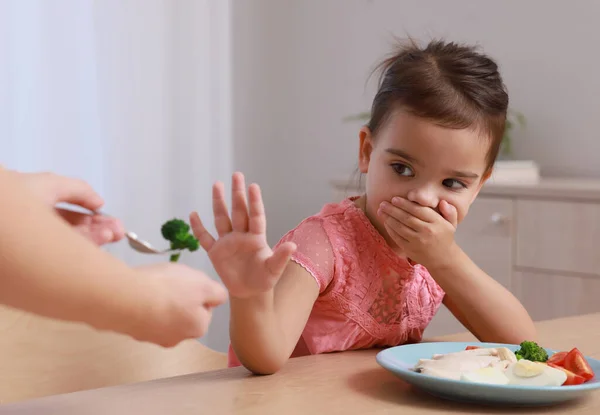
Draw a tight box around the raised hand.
[190,172,296,299]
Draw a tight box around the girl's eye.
[442,179,467,190]
[392,163,414,177]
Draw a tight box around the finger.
[379,208,416,238]
[55,207,91,226]
[56,209,125,243]
[190,211,216,251]
[89,215,125,242]
[64,216,113,245]
[54,209,108,245]
[45,173,105,211]
[383,221,410,244]
[107,217,126,241]
[248,183,266,235]
[383,214,416,240]
[230,172,249,232]
[200,281,229,308]
[378,201,421,232]
[80,225,115,245]
[391,197,438,223]
[439,200,458,228]
[265,242,296,277]
[212,181,233,237]
[195,306,218,339]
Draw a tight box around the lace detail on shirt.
[317,200,444,340]
[277,217,335,292]
[367,269,405,325]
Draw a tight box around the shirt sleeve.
[275,217,335,293]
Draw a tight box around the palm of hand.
[190,173,296,300]
[206,232,276,298]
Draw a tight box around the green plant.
[342,111,371,123]
[501,109,527,158]
[160,218,200,262]
[342,109,526,158]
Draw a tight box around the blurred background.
[2,0,600,352]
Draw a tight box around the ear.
[358,126,374,174]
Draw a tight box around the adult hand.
[18,171,125,245]
[132,262,228,347]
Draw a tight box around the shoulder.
[275,198,360,292]
[279,198,359,241]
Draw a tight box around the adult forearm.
[0,172,156,337]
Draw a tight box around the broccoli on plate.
[514,341,549,362]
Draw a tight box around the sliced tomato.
[547,351,568,366]
[563,348,595,381]
[465,346,481,350]
[548,362,586,385]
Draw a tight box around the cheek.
[449,196,474,224]
[366,190,388,216]
[367,174,409,207]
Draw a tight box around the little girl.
[190,38,536,374]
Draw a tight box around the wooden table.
[2,313,600,414]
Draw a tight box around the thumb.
[439,200,458,228]
[200,280,229,308]
[265,242,296,277]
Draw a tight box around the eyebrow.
[385,147,480,179]
[385,148,419,163]
[450,170,480,179]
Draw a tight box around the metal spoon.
[56,205,180,255]
[124,231,181,255]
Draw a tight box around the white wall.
[1,0,233,352]
[232,0,600,245]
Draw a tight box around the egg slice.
[513,360,545,377]
[460,367,510,385]
[504,360,567,386]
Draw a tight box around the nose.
[406,184,439,209]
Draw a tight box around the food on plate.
[547,363,585,386]
[547,347,595,385]
[547,351,568,366]
[459,360,567,386]
[460,367,509,385]
[514,340,549,362]
[414,347,516,381]
[504,360,566,386]
[563,348,595,381]
[413,341,595,387]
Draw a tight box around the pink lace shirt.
[228,197,446,367]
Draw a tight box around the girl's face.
[358,109,491,248]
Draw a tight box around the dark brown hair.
[367,38,509,171]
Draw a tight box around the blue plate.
[376,342,600,406]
